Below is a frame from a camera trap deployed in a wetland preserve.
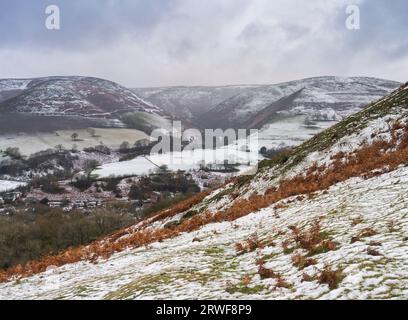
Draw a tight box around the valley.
[1,0,407,303]
[0,75,406,300]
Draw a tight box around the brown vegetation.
[367,247,381,256]
[288,220,337,256]
[301,272,314,282]
[317,265,344,290]
[235,234,264,255]
[258,265,279,279]
[291,253,317,270]
[351,217,363,226]
[350,227,377,243]
[274,276,291,289]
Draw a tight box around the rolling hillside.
[197,76,400,129]
[0,76,161,116]
[133,85,258,124]
[0,76,169,135]
[0,82,407,299]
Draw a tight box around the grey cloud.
[0,0,406,86]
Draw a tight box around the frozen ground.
[1,166,406,299]
[93,147,261,179]
[0,180,26,192]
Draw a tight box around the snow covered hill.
[0,82,407,299]
[133,85,257,123]
[0,77,172,137]
[0,76,162,117]
[197,76,400,129]
[134,77,400,158]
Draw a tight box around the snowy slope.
[133,85,257,123]
[0,79,31,103]
[0,77,172,138]
[0,79,31,92]
[0,165,406,299]
[0,76,162,117]
[197,77,400,129]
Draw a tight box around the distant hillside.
[0,76,162,116]
[0,79,31,104]
[0,76,169,134]
[193,76,400,129]
[133,85,258,124]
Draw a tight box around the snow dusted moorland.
[0,166,406,299]
[0,83,407,300]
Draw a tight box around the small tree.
[55,144,64,153]
[84,159,100,177]
[119,141,130,151]
[5,147,22,159]
[71,132,79,141]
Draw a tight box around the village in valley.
[0,133,228,216]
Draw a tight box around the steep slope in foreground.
[0,83,407,299]
[1,167,406,299]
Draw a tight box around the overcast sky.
[0,0,406,87]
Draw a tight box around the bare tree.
[71,132,79,141]
[119,141,130,151]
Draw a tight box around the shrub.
[291,253,317,269]
[274,276,291,289]
[367,247,381,256]
[4,147,22,159]
[258,265,279,279]
[351,217,363,226]
[302,273,314,282]
[234,234,264,255]
[289,220,337,256]
[71,176,93,192]
[317,265,344,290]
[41,180,65,194]
[351,227,377,243]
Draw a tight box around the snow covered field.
[258,115,336,150]
[93,147,261,178]
[1,166,406,299]
[0,180,26,192]
[0,128,150,156]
